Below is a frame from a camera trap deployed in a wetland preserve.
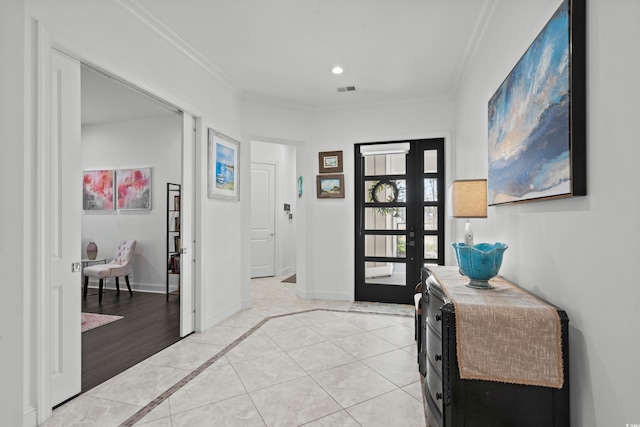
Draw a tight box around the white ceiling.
[83,0,494,122]
[81,65,178,125]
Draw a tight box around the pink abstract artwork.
[83,170,114,210]
[117,168,151,209]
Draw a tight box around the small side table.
[82,258,107,270]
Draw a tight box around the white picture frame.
[208,128,240,201]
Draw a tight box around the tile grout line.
[121,308,320,426]
[120,307,412,426]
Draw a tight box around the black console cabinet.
[420,268,570,427]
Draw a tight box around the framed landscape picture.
[318,151,343,173]
[208,128,240,201]
[83,169,115,210]
[488,0,585,205]
[116,167,152,210]
[316,174,345,198]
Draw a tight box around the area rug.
[81,312,124,333]
[281,274,296,283]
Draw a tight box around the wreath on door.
[368,179,400,215]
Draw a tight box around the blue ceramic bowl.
[451,242,508,289]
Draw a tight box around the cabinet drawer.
[426,291,444,334]
[424,385,443,427]
[426,322,443,376]
[426,359,444,415]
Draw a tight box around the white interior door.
[50,49,82,406]
[179,114,195,336]
[251,163,276,278]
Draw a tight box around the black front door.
[354,139,445,304]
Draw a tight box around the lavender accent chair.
[83,240,136,303]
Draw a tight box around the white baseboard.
[23,406,37,427]
[309,291,350,301]
[241,299,253,310]
[84,281,177,294]
[294,288,350,302]
[278,267,294,277]
[203,302,242,330]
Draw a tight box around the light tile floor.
[44,276,426,426]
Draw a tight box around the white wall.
[251,141,297,277]
[305,100,455,300]
[243,98,455,302]
[81,115,182,292]
[20,1,245,423]
[453,0,640,425]
[0,0,27,425]
[27,0,245,322]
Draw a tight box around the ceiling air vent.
[337,86,356,93]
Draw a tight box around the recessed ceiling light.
[332,66,343,75]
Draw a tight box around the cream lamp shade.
[448,179,488,219]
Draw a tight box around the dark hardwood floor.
[81,288,181,393]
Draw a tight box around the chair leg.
[98,279,104,303]
[125,275,133,296]
[115,276,120,293]
[83,276,89,298]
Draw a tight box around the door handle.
[180,247,188,255]
[71,262,80,273]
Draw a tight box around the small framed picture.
[319,151,343,173]
[208,128,241,201]
[316,174,345,198]
[116,167,151,210]
[83,170,115,210]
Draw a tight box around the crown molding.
[449,0,498,95]
[115,0,241,92]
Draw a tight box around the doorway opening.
[250,140,297,280]
[79,64,190,392]
[354,139,445,304]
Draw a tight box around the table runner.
[427,265,563,389]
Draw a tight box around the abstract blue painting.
[488,0,577,205]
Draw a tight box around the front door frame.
[354,138,447,304]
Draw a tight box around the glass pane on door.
[424,235,438,259]
[364,261,406,286]
[365,207,406,230]
[364,179,406,203]
[424,178,438,201]
[364,154,406,176]
[365,235,406,258]
[424,207,438,231]
[424,150,438,173]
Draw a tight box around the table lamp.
[448,179,487,245]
